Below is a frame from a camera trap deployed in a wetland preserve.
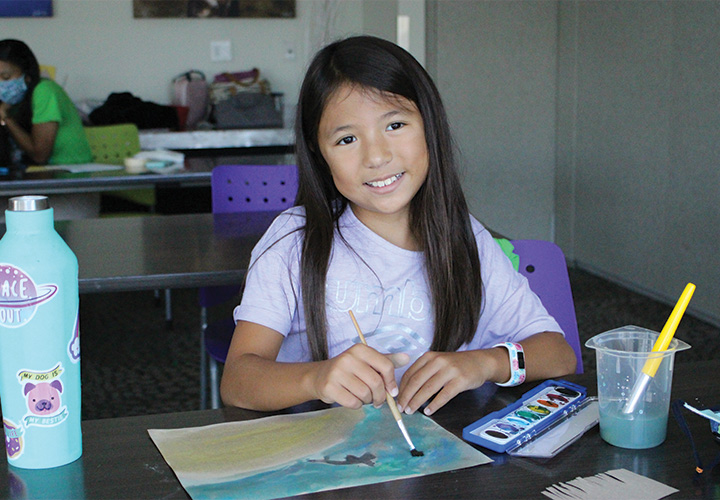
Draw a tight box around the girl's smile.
[365,171,404,189]
[318,85,428,249]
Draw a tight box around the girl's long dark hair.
[295,35,482,361]
[0,39,41,133]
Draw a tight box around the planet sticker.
[0,264,57,328]
[3,418,23,459]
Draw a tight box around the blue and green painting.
[149,405,491,500]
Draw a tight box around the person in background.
[220,36,576,416]
[0,39,92,170]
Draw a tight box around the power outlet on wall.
[210,40,232,62]
[283,40,296,60]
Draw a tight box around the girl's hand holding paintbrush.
[221,321,408,411]
[310,344,409,409]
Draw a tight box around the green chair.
[84,123,156,210]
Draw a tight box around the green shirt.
[32,79,93,165]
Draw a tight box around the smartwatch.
[493,342,526,387]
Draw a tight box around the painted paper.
[149,405,492,500]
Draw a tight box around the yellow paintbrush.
[622,283,695,414]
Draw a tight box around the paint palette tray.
[463,380,598,458]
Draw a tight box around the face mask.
[0,75,28,106]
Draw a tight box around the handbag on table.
[210,68,284,129]
[172,70,210,130]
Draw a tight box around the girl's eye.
[387,122,405,131]
[336,135,356,146]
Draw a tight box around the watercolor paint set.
[463,380,598,458]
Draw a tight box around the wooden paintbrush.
[348,311,424,457]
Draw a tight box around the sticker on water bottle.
[3,418,24,460]
[0,264,58,328]
[68,312,80,364]
[16,364,69,428]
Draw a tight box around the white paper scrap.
[542,468,678,500]
[683,402,720,424]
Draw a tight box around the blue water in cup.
[586,325,690,449]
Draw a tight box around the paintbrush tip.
[411,448,424,457]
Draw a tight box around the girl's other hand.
[311,344,408,409]
[396,333,576,416]
[396,350,501,416]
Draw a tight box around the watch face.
[517,350,525,369]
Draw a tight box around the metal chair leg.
[200,307,208,410]
[164,289,173,330]
[209,358,220,409]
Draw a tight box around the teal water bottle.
[0,195,82,469]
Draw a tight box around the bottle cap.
[8,195,49,212]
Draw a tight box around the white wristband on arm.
[493,342,526,387]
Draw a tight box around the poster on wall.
[133,0,295,18]
[0,0,52,17]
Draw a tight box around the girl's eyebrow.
[381,109,404,120]
[328,124,352,136]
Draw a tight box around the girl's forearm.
[3,118,56,165]
[519,331,577,381]
[3,117,33,156]
[220,353,323,411]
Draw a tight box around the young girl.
[221,35,576,416]
[0,39,92,169]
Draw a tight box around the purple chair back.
[211,164,298,214]
[201,164,298,310]
[510,239,583,373]
[200,164,298,350]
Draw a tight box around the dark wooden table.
[1,360,717,499]
[0,211,275,293]
[50,211,279,294]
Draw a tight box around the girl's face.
[0,60,23,81]
[317,84,429,233]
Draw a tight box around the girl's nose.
[363,136,392,168]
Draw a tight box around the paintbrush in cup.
[348,311,424,457]
[622,282,695,414]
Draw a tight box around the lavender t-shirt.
[233,206,562,379]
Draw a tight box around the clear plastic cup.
[586,325,691,449]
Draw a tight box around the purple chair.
[200,164,299,409]
[510,239,584,373]
[211,164,299,214]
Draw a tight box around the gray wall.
[431,0,719,325]
[429,0,559,241]
[362,0,398,41]
[556,1,719,325]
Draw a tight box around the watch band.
[493,342,526,387]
